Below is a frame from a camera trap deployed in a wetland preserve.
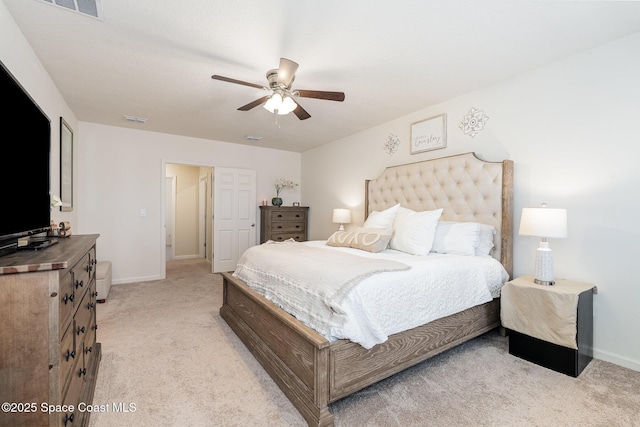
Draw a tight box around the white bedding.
[233,240,509,349]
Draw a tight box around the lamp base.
[534,242,555,286]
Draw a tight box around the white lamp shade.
[263,93,297,115]
[332,208,351,224]
[519,207,567,238]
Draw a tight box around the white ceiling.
[4,1,640,152]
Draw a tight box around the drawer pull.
[92,291,98,298]
[277,225,282,229]
[277,214,283,218]
[63,293,74,304]
[296,214,300,217]
[78,367,87,377]
[76,326,86,335]
[85,346,93,354]
[86,264,93,273]
[75,280,84,289]
[91,259,98,265]
[87,302,95,311]
[63,413,74,426]
[296,225,300,228]
[65,349,76,361]
[93,324,98,331]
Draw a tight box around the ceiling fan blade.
[238,96,270,111]
[211,75,265,90]
[277,58,299,87]
[296,90,345,102]
[292,102,311,120]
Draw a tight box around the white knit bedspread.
[233,240,509,349]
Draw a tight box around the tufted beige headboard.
[365,152,513,277]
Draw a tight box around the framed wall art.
[410,113,447,154]
[60,117,73,211]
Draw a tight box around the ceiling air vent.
[38,0,103,20]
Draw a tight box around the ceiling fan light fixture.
[263,93,297,115]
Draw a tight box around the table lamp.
[518,203,567,285]
[332,208,351,231]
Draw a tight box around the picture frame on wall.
[60,117,73,212]
[410,113,447,154]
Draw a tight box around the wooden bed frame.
[220,152,513,426]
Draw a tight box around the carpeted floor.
[88,258,640,427]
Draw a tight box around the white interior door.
[213,168,257,273]
[165,176,176,261]
[199,177,206,258]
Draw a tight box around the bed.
[220,152,513,426]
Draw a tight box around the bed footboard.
[220,272,334,427]
[220,272,500,427]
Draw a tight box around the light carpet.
[88,259,640,427]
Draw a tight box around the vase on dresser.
[272,197,283,206]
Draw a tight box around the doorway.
[163,163,257,276]
[165,164,213,264]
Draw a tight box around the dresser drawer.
[271,221,305,233]
[269,232,306,242]
[268,210,307,222]
[71,253,92,299]
[59,271,75,337]
[60,358,84,427]
[74,288,93,347]
[83,315,97,371]
[59,322,76,395]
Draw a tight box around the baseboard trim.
[594,349,640,372]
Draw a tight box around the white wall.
[302,32,640,371]
[76,122,301,283]
[0,2,77,230]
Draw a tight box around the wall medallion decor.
[459,108,489,137]
[383,133,401,155]
[410,113,447,154]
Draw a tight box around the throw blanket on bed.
[234,240,507,349]
[234,240,410,314]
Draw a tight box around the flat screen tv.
[0,61,52,252]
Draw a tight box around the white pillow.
[431,221,480,256]
[476,223,497,256]
[363,203,400,229]
[390,206,415,247]
[389,208,443,255]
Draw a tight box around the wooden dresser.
[0,234,101,427]
[259,206,309,243]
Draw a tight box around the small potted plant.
[273,178,299,206]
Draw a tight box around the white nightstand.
[501,275,597,377]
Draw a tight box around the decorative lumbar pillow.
[326,230,357,247]
[363,203,400,229]
[390,208,443,255]
[349,228,393,253]
[431,221,480,256]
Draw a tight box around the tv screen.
[0,61,51,247]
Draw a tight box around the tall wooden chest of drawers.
[259,206,309,243]
[0,234,101,427]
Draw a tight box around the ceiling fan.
[211,58,345,120]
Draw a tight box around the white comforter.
[233,240,509,349]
